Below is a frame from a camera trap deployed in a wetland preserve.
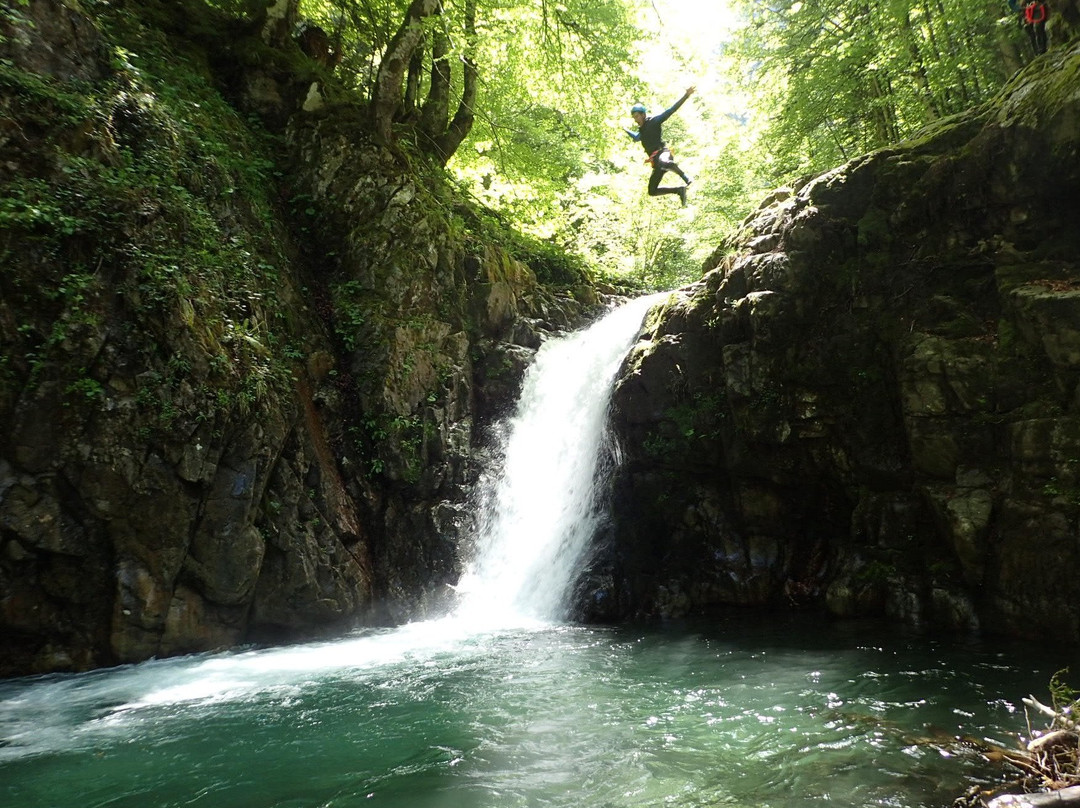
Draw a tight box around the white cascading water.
[0,296,664,753]
[453,294,663,626]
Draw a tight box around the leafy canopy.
[213,0,1036,288]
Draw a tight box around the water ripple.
[0,616,1075,808]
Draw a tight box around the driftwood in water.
[976,697,1080,807]
[1024,698,1079,731]
[951,694,1080,808]
[988,785,1080,807]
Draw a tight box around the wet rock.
[600,43,1080,639]
[0,0,601,675]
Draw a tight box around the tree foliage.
[200,0,1046,290]
[728,0,1026,181]
[292,0,640,167]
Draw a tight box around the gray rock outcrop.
[599,42,1080,639]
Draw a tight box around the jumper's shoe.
[677,187,688,207]
[685,177,693,186]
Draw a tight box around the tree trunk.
[420,3,452,143]
[994,18,1025,76]
[860,0,901,144]
[933,0,973,107]
[430,0,477,165]
[371,0,442,143]
[405,0,477,166]
[917,0,950,110]
[1051,0,1080,45]
[260,0,300,47]
[898,7,941,119]
[869,73,900,143]
[402,46,426,123]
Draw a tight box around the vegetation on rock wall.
[0,1,304,419]
[2,0,1080,677]
[0,0,604,675]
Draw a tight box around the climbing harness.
[1024,1,1046,25]
[647,148,676,168]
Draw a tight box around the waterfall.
[453,294,662,627]
[0,295,664,745]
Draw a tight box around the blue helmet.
[630,103,647,115]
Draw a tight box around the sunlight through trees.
[280,0,1036,288]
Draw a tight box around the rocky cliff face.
[0,0,600,675]
[5,1,1078,678]
[599,41,1080,639]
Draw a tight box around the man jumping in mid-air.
[624,85,696,206]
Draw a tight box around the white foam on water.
[0,295,665,759]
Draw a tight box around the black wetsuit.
[625,94,692,199]
[1024,1,1048,54]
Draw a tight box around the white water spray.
[0,296,663,751]
[454,294,663,626]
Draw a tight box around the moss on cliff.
[0,0,605,674]
[0,2,301,436]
